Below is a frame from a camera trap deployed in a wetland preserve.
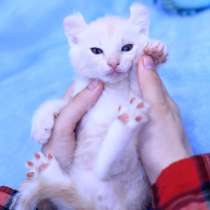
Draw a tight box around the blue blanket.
[0,0,210,189]
[161,0,210,8]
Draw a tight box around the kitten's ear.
[64,13,87,44]
[129,3,150,35]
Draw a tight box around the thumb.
[55,80,104,133]
[137,55,167,106]
[71,80,104,121]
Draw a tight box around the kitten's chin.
[101,72,129,84]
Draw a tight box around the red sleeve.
[152,154,210,210]
[0,186,17,210]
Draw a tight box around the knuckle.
[152,102,171,117]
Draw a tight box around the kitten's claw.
[118,98,149,130]
[144,40,168,65]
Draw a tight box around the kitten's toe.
[118,113,129,124]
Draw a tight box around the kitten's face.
[64,4,149,84]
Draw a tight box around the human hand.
[42,80,104,169]
[137,55,192,184]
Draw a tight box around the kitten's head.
[64,3,149,83]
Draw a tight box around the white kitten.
[14,3,167,210]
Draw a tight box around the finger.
[69,80,104,123]
[137,55,168,106]
[63,81,75,100]
[54,80,104,133]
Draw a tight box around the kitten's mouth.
[106,69,127,77]
[107,71,121,76]
[103,69,130,83]
[106,67,131,78]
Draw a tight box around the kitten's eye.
[90,47,103,55]
[121,44,133,52]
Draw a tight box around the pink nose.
[108,61,120,71]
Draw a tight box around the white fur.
[31,99,68,144]
[17,3,167,210]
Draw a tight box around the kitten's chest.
[74,80,134,170]
[74,81,130,168]
[84,81,130,126]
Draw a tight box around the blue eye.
[90,47,103,55]
[121,44,133,52]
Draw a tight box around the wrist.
[146,153,190,184]
[140,139,190,184]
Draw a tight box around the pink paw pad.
[118,113,129,123]
[135,116,142,122]
[35,153,41,159]
[38,163,49,172]
[117,97,149,128]
[27,161,34,167]
[137,102,144,109]
[26,172,34,179]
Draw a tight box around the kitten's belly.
[70,133,149,210]
[70,148,148,210]
[69,85,149,209]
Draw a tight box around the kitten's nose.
[107,61,120,71]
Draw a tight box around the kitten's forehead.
[90,16,126,35]
[82,16,137,45]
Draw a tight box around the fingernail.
[143,56,155,70]
[88,80,100,90]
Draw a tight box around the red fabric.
[152,154,210,210]
[0,186,17,210]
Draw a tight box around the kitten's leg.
[13,152,79,210]
[31,99,68,144]
[144,40,168,65]
[31,78,89,145]
[94,97,149,180]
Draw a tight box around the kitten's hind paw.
[15,153,70,210]
[144,40,168,65]
[25,152,66,183]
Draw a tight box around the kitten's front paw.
[31,100,66,144]
[118,97,149,130]
[144,40,168,65]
